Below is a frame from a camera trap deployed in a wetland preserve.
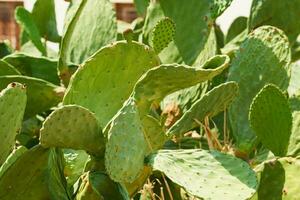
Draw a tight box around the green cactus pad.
[0,83,27,165]
[254,157,300,199]
[3,53,60,85]
[0,145,70,200]
[150,17,175,54]
[0,41,13,59]
[287,112,300,156]
[228,25,291,153]
[226,16,248,43]
[15,7,46,56]
[0,60,20,76]
[0,75,62,118]
[210,0,233,19]
[146,149,257,200]
[4,53,59,84]
[142,115,167,153]
[30,0,60,43]
[75,171,130,200]
[40,105,105,156]
[134,55,230,116]
[249,0,300,43]
[249,84,292,156]
[143,0,232,64]
[168,82,238,136]
[59,0,117,85]
[64,41,160,128]
[105,99,147,183]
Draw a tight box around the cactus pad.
[146,149,257,200]
[75,171,129,200]
[0,75,62,118]
[134,55,230,116]
[64,41,160,128]
[0,60,20,76]
[59,0,117,85]
[168,82,238,136]
[228,25,291,153]
[0,83,26,165]
[249,84,292,156]
[254,157,300,199]
[105,99,147,183]
[40,105,105,156]
[150,17,175,54]
[0,145,70,200]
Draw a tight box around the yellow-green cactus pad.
[0,75,62,118]
[249,84,292,156]
[168,82,238,136]
[64,41,160,128]
[0,83,26,165]
[40,105,105,156]
[105,99,147,183]
[146,149,257,200]
[228,25,291,153]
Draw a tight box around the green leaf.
[228,26,291,153]
[146,149,257,200]
[40,105,105,156]
[168,82,238,136]
[15,7,46,56]
[249,84,292,156]
[0,83,26,165]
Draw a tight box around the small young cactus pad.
[249,84,292,157]
[40,105,105,156]
[146,149,257,200]
[150,17,175,54]
[0,83,26,165]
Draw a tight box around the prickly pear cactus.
[168,82,238,136]
[134,55,230,116]
[249,0,300,44]
[63,41,160,128]
[0,60,20,76]
[228,25,291,154]
[59,0,117,85]
[0,145,70,200]
[226,16,247,43]
[75,171,129,200]
[40,105,105,156]
[150,17,175,54]
[146,149,257,200]
[253,157,300,199]
[0,83,26,165]
[15,7,46,56]
[0,75,62,118]
[3,53,60,85]
[105,98,147,183]
[249,84,292,156]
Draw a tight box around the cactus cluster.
[0,0,300,199]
